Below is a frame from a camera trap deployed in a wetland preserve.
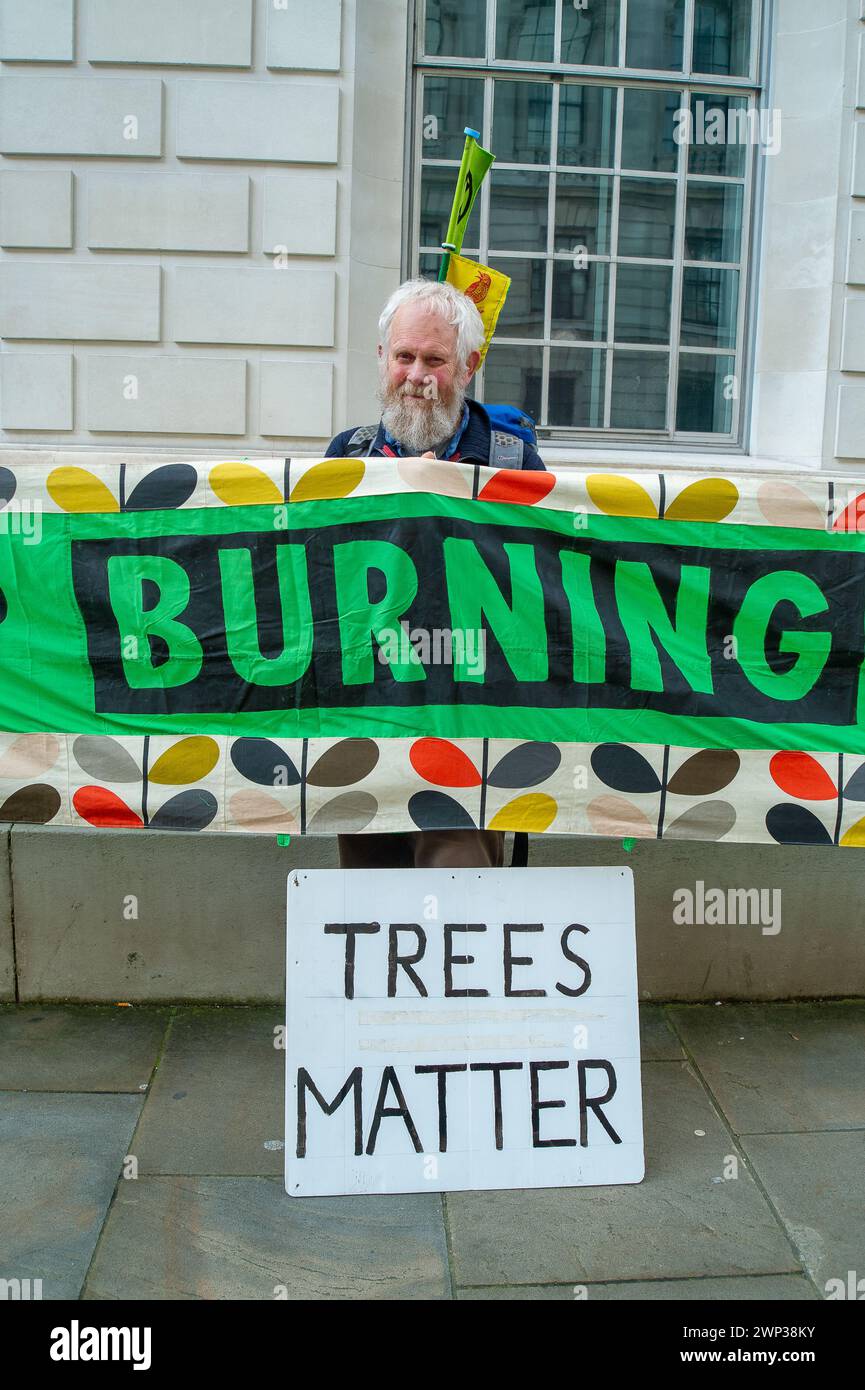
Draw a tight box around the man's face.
[377,303,480,454]
[382,303,464,404]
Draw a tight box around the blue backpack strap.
[490,429,523,469]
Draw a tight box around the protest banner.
[284,866,642,1195]
[1,454,865,847]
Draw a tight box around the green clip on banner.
[2,455,865,847]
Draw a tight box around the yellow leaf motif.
[209,463,283,507]
[586,474,657,519]
[149,736,220,785]
[289,458,366,503]
[488,793,557,832]
[47,467,119,514]
[841,816,865,848]
[665,478,739,523]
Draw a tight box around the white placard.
[285,867,643,1196]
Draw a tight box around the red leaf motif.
[409,737,481,787]
[833,493,865,533]
[478,470,556,505]
[73,785,143,828]
[769,752,837,801]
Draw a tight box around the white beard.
[377,379,465,456]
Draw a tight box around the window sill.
[538,446,823,475]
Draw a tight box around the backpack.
[484,404,538,449]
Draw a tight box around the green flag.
[442,127,495,259]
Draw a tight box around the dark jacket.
[326,397,546,471]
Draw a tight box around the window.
[411,0,764,444]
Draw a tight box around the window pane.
[496,0,554,62]
[552,262,609,342]
[548,349,606,427]
[615,265,673,344]
[421,76,485,162]
[618,178,677,259]
[558,84,617,168]
[676,353,735,432]
[680,267,739,347]
[611,351,669,428]
[493,80,552,163]
[489,257,546,338]
[693,0,752,77]
[626,0,685,71]
[621,89,681,172]
[687,94,749,176]
[560,0,620,66]
[420,164,480,251]
[684,182,743,262]
[489,169,549,252]
[418,253,441,280]
[424,0,486,58]
[482,344,544,423]
[415,4,754,440]
[554,173,613,255]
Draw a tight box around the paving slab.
[444,1061,801,1287]
[669,1002,865,1133]
[640,1005,686,1060]
[0,1005,168,1091]
[0,1092,142,1300]
[82,1178,451,1300]
[457,1274,818,1300]
[131,1007,284,1176]
[741,1131,865,1296]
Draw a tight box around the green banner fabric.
[2,453,865,847]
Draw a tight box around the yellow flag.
[446,253,510,362]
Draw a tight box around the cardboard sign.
[285,867,643,1196]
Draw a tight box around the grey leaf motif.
[72,735,141,783]
[307,791,378,834]
[665,801,737,842]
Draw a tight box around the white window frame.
[406,0,771,452]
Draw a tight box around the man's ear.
[463,349,481,383]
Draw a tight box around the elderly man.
[326,278,546,871]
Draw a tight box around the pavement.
[0,1000,863,1301]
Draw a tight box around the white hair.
[378,278,486,370]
